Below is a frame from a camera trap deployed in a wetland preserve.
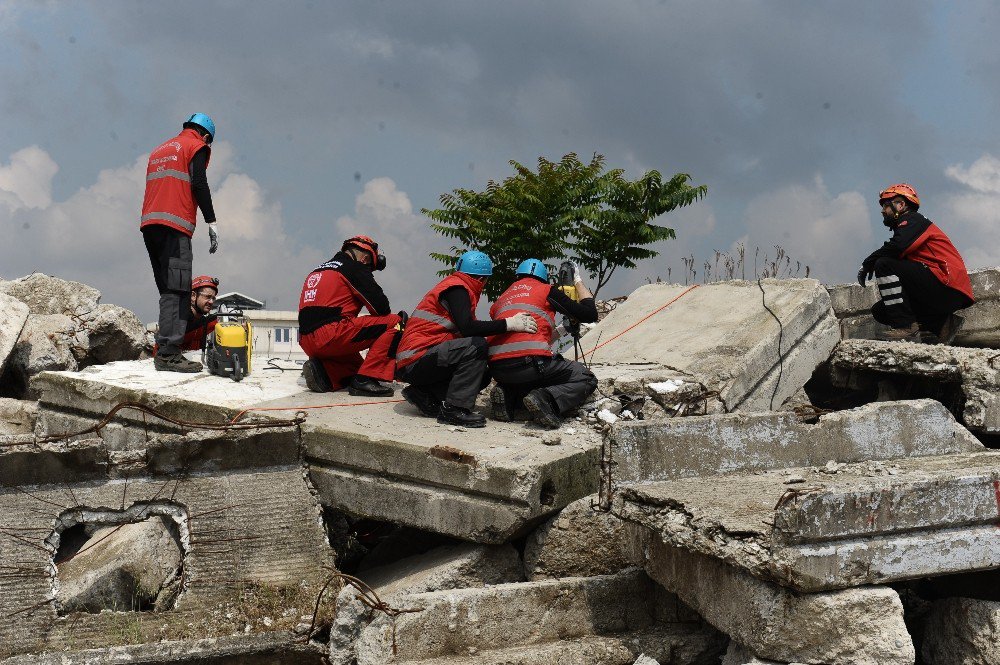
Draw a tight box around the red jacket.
[395,272,485,368]
[140,128,211,237]
[901,222,974,302]
[298,251,391,335]
[488,277,556,361]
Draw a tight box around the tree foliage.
[423,153,706,299]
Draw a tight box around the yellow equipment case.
[205,309,253,382]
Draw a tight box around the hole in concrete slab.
[539,480,557,506]
[48,503,188,615]
[322,508,456,574]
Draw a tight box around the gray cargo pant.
[490,354,598,415]
[396,337,491,410]
[142,225,192,355]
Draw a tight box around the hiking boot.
[402,385,441,418]
[349,375,394,397]
[302,359,333,393]
[154,353,202,373]
[523,389,562,429]
[490,385,513,422]
[881,323,921,342]
[437,402,487,428]
[937,313,965,346]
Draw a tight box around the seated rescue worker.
[858,184,974,343]
[395,250,538,428]
[298,235,401,396]
[488,259,598,429]
[153,275,218,356]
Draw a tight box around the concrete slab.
[581,279,839,413]
[0,459,334,660]
[32,358,604,543]
[0,293,30,377]
[615,451,1000,592]
[608,399,983,487]
[829,266,1000,347]
[829,339,1000,432]
[642,539,913,665]
[921,597,1000,665]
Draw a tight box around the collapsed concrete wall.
[582,279,839,414]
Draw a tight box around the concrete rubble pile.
[2,273,1000,663]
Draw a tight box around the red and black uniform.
[862,211,974,332]
[182,313,217,351]
[395,272,500,410]
[488,277,598,415]
[298,251,400,390]
[141,128,215,356]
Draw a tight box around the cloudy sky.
[2,1,1000,321]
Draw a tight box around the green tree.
[423,153,705,299]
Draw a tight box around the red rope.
[583,284,699,358]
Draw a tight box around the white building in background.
[215,292,306,360]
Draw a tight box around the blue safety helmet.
[185,113,216,141]
[516,258,548,281]
[455,250,493,276]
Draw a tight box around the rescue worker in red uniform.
[183,275,219,351]
[858,184,974,343]
[141,113,219,373]
[395,251,538,428]
[488,259,599,429]
[298,235,401,396]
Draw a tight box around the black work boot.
[402,385,441,418]
[349,375,394,397]
[154,353,202,373]
[302,359,333,393]
[881,322,921,343]
[489,384,513,422]
[523,389,562,429]
[437,402,486,428]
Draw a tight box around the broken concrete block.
[0,272,101,318]
[829,266,1000,347]
[616,451,1000,592]
[79,303,148,366]
[921,597,1000,665]
[0,293,29,378]
[5,313,80,398]
[829,338,1000,432]
[642,539,913,665]
[0,437,108,486]
[523,495,646,580]
[584,279,840,413]
[0,397,37,434]
[352,569,721,664]
[633,655,661,665]
[722,642,805,664]
[610,399,983,486]
[56,516,184,614]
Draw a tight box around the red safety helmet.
[191,275,220,293]
[342,235,386,270]
[878,183,920,210]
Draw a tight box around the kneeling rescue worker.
[395,250,538,428]
[488,259,599,429]
[298,235,402,396]
[858,183,974,343]
[152,275,219,356]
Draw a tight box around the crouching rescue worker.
[858,184,974,343]
[298,235,401,396]
[183,275,219,351]
[395,251,538,428]
[488,259,598,429]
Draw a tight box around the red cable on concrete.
[583,284,699,358]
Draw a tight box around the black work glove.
[857,268,868,287]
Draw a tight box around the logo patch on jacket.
[898,220,908,227]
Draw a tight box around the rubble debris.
[633,655,661,665]
[920,596,1000,664]
[642,539,913,664]
[350,569,725,664]
[0,273,101,318]
[0,397,37,434]
[523,495,647,580]
[616,451,1000,592]
[55,515,184,614]
[829,266,1000,347]
[722,642,805,664]
[609,399,982,486]
[584,279,839,415]
[830,338,1000,432]
[0,293,30,381]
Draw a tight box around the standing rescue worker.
[858,184,974,343]
[298,235,401,396]
[141,113,219,372]
[488,259,598,429]
[395,251,538,428]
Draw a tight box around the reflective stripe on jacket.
[395,272,484,368]
[487,277,556,361]
[140,128,210,238]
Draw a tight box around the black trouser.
[871,257,970,331]
[490,354,598,415]
[142,225,192,355]
[395,337,491,410]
